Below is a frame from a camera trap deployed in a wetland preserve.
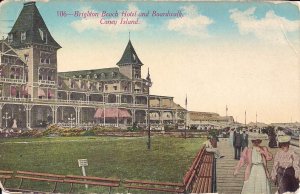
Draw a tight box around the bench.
[64,175,120,194]
[192,153,214,193]
[0,170,14,186]
[124,146,214,194]
[7,171,65,193]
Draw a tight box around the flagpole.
[244,110,246,126]
[185,94,187,139]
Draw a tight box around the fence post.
[212,157,217,193]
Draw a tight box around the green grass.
[0,136,204,193]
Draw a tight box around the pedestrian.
[234,134,272,194]
[241,130,249,151]
[229,128,234,147]
[203,136,224,159]
[271,135,300,194]
[233,128,242,160]
[268,127,277,148]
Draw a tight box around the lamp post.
[68,113,75,128]
[2,112,11,128]
[145,68,152,150]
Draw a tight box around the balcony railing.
[0,97,174,109]
[0,77,26,84]
[38,80,56,85]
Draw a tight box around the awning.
[38,88,46,97]
[94,108,131,118]
[48,90,54,97]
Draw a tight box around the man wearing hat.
[233,128,242,160]
[271,135,300,194]
[241,130,249,151]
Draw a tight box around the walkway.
[216,138,279,194]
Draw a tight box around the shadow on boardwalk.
[216,138,278,194]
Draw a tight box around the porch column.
[0,103,3,128]
[132,109,136,126]
[172,111,176,124]
[51,105,57,125]
[160,111,163,124]
[26,104,33,129]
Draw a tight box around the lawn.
[0,136,204,193]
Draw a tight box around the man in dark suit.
[241,130,249,151]
[233,128,242,160]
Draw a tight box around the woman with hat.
[271,135,300,194]
[234,134,272,194]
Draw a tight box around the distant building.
[0,2,186,129]
[187,111,234,129]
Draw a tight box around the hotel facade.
[0,2,186,129]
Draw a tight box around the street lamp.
[2,112,11,128]
[68,114,75,128]
[145,68,152,150]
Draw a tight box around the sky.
[0,0,299,124]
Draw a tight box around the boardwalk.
[216,138,279,194]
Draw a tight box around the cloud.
[167,5,213,37]
[229,7,300,44]
[70,4,146,33]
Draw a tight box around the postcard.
[0,1,299,194]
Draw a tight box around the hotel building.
[0,2,186,129]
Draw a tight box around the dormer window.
[111,72,116,77]
[101,73,105,78]
[87,75,90,79]
[94,74,97,79]
[39,28,44,40]
[8,34,13,43]
[21,32,26,42]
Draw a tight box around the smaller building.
[187,111,234,130]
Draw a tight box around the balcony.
[0,77,26,84]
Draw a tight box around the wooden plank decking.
[216,138,279,194]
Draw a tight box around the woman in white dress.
[234,134,272,194]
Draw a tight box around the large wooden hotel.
[0,2,186,129]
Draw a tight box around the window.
[8,34,13,43]
[113,86,117,90]
[101,73,105,78]
[39,28,44,40]
[40,51,50,64]
[21,32,26,42]
[94,74,97,79]
[105,85,108,91]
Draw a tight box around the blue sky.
[1,1,299,44]
[0,1,299,123]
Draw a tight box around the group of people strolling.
[233,133,299,194]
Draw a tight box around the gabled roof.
[116,40,143,66]
[0,40,27,64]
[8,2,61,49]
[58,68,129,81]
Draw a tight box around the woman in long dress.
[234,135,272,194]
[271,135,300,194]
